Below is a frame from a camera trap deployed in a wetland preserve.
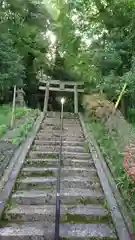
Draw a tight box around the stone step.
[41,126,81,131]
[20,167,97,178]
[61,223,117,239]
[41,123,81,128]
[29,151,59,158]
[44,121,80,124]
[40,128,83,133]
[34,140,85,146]
[45,113,78,119]
[43,118,79,123]
[26,158,94,168]
[11,188,104,205]
[17,176,101,190]
[39,125,83,130]
[36,135,85,141]
[37,131,84,136]
[42,122,80,127]
[5,204,109,222]
[35,136,85,142]
[32,145,88,153]
[29,151,90,159]
[42,126,82,131]
[0,222,117,239]
[39,128,83,134]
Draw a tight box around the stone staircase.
[0,114,117,239]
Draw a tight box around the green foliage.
[0,33,24,88]
[48,0,135,115]
[128,108,135,123]
[0,0,50,95]
[0,125,7,137]
[43,0,60,21]
[15,107,28,118]
[12,117,36,145]
[87,116,135,230]
[0,105,38,138]
[11,108,40,145]
[0,105,12,127]
[1,0,135,116]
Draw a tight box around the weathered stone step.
[34,139,85,147]
[36,135,85,141]
[21,167,97,178]
[39,126,83,131]
[26,158,94,168]
[42,122,81,128]
[29,151,90,159]
[41,123,81,128]
[37,132,84,137]
[40,128,83,133]
[44,116,79,120]
[17,176,101,190]
[60,223,117,239]
[5,204,109,222]
[0,222,117,239]
[29,151,59,158]
[32,145,88,153]
[44,114,78,119]
[11,188,104,205]
[39,128,83,134]
[40,126,82,131]
[36,135,85,142]
[43,118,80,123]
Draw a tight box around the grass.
[11,118,34,145]
[0,105,28,124]
[0,104,40,139]
[11,109,40,145]
[61,212,111,224]
[0,105,29,137]
[86,116,135,231]
[0,105,12,136]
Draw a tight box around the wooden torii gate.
[39,79,84,114]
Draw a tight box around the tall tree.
[0,0,50,102]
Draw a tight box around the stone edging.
[79,113,132,240]
[0,112,44,219]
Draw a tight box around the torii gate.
[39,79,84,114]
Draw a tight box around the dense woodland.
[1,0,135,119]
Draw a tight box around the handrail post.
[54,98,65,240]
[11,85,16,129]
[74,84,78,114]
[43,82,49,115]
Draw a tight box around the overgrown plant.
[124,144,135,190]
[12,109,40,145]
[12,118,35,145]
[87,116,135,230]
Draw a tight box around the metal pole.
[54,100,64,240]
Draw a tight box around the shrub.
[128,108,135,123]
[83,94,114,122]
[0,124,7,137]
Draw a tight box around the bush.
[128,108,135,123]
[15,107,28,118]
[82,94,114,122]
[0,124,7,137]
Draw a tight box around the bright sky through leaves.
[43,0,60,21]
